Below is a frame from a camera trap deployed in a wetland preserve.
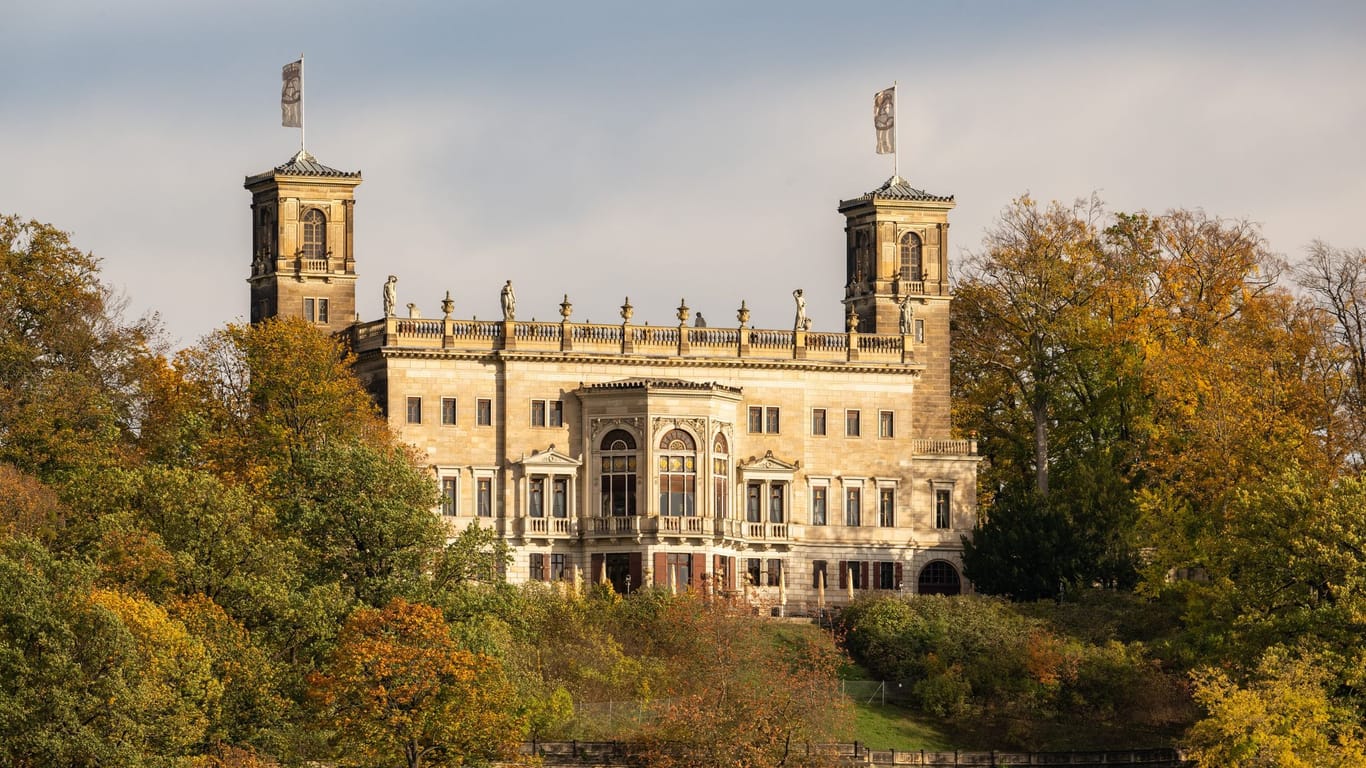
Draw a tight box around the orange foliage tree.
[308,598,524,768]
[634,595,850,768]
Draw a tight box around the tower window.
[900,231,923,282]
[302,208,327,260]
[303,297,329,324]
[406,397,422,424]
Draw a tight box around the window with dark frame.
[440,477,457,516]
[768,482,785,524]
[879,488,896,527]
[877,561,897,590]
[477,398,492,426]
[846,486,862,526]
[879,410,894,439]
[746,557,762,587]
[935,488,952,529]
[746,482,762,523]
[552,478,568,518]
[812,560,828,589]
[550,553,567,580]
[811,408,827,436]
[766,558,783,587]
[406,396,421,424]
[811,486,827,525]
[529,554,545,582]
[599,430,638,517]
[441,397,457,425]
[477,478,493,517]
[846,409,861,437]
[301,208,326,260]
[531,400,546,427]
[915,318,925,344]
[548,400,563,427]
[528,478,544,518]
[748,405,780,434]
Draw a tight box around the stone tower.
[244,150,362,332]
[838,177,955,435]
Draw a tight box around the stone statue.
[899,296,915,335]
[792,288,807,331]
[383,275,398,317]
[501,280,516,321]
[694,312,707,328]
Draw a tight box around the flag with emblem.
[874,86,895,154]
[281,59,302,128]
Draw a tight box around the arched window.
[900,232,923,282]
[599,429,637,517]
[712,433,729,519]
[658,429,696,517]
[302,208,327,260]
[917,560,962,596]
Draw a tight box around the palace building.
[245,150,980,611]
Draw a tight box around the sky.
[3,1,1364,347]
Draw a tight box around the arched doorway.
[917,560,962,596]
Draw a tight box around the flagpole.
[892,80,899,181]
[299,53,306,153]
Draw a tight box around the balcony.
[521,516,576,538]
[587,516,642,538]
[655,515,713,537]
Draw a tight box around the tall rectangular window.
[548,400,564,427]
[811,486,827,526]
[406,396,422,424]
[879,488,896,527]
[528,478,544,518]
[746,483,762,523]
[915,318,925,344]
[667,553,693,590]
[846,409,861,437]
[746,557,761,587]
[531,400,547,427]
[879,410,895,439]
[316,298,329,324]
[845,487,862,527]
[847,560,864,590]
[477,398,492,426]
[811,408,827,436]
[935,489,952,529]
[812,560,828,590]
[477,478,493,517]
[766,558,783,587]
[303,297,315,323]
[550,553,567,581]
[440,477,458,516]
[441,397,457,425]
[529,553,545,581]
[877,561,897,590]
[765,407,780,434]
[768,482,785,524]
[748,406,763,433]
[552,478,568,518]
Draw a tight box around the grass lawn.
[849,702,954,751]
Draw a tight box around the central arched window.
[599,429,637,517]
[302,208,327,260]
[658,429,696,517]
[712,433,729,519]
[918,560,962,596]
[900,231,923,282]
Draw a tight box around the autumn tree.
[0,215,157,478]
[635,595,850,768]
[161,317,386,486]
[1294,240,1366,469]
[0,537,220,767]
[956,196,1148,595]
[308,598,524,768]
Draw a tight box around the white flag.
[281,59,302,128]
[874,86,895,155]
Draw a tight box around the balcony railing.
[911,438,978,456]
[348,312,925,365]
[522,517,576,537]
